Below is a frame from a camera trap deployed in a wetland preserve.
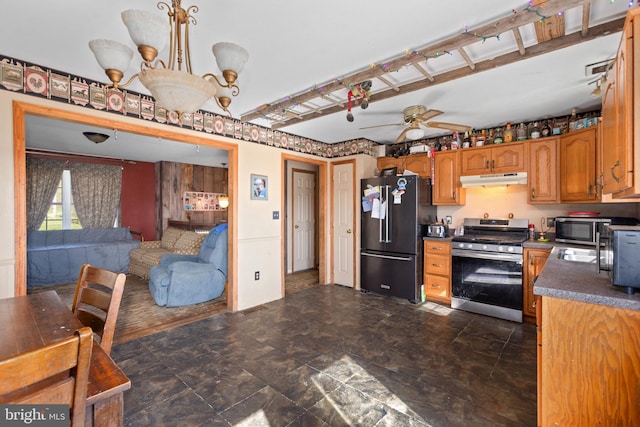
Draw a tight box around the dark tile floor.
[111,285,537,426]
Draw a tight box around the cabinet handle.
[532,300,537,308]
[611,160,621,183]
[452,191,456,200]
[491,159,495,170]
[531,188,536,199]
[431,247,442,251]
[431,284,441,289]
[485,160,490,169]
[432,263,442,267]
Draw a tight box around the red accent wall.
[121,161,156,241]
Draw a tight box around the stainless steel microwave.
[555,217,638,246]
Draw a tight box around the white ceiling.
[1,0,633,160]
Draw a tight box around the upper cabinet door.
[528,138,559,204]
[560,128,599,203]
[491,144,526,173]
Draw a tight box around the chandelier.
[89,1,249,117]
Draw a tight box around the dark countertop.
[423,236,454,242]
[534,246,640,311]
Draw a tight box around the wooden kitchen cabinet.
[559,127,600,203]
[601,9,635,196]
[404,153,431,178]
[460,143,525,176]
[376,156,402,173]
[527,138,559,204]
[522,247,550,322]
[539,296,640,425]
[432,151,465,205]
[423,240,452,304]
[376,154,431,178]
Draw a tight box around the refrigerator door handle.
[385,185,391,243]
[378,197,383,243]
[362,252,413,262]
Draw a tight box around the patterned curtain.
[26,157,65,231]
[69,162,122,228]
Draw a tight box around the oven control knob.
[507,247,514,252]
[457,243,465,249]
[466,244,473,249]
[497,246,504,252]
[482,245,488,250]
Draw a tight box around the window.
[39,170,81,230]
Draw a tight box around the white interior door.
[292,170,315,271]
[333,162,354,287]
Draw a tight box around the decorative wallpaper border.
[0,55,378,159]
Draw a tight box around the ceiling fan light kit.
[89,1,248,117]
[360,104,471,143]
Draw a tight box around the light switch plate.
[273,211,279,220]
[445,216,452,225]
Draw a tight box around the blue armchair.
[148,224,228,307]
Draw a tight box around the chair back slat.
[78,286,112,312]
[0,327,93,427]
[72,264,126,355]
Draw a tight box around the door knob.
[294,225,299,229]
[347,229,352,234]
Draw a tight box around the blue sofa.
[148,224,227,307]
[27,227,140,288]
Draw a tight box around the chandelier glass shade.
[89,1,248,116]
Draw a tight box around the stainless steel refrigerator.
[360,175,436,302]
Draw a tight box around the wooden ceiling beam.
[512,27,526,55]
[582,1,592,36]
[242,0,591,122]
[412,63,435,81]
[376,75,401,92]
[458,47,476,70]
[272,17,624,130]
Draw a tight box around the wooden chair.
[0,327,93,427]
[72,264,127,355]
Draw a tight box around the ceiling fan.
[360,105,471,143]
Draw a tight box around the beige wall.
[437,185,640,231]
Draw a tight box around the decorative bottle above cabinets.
[504,122,513,143]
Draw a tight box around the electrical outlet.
[546,217,555,227]
[254,271,260,280]
[445,216,452,225]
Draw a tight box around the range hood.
[460,172,528,187]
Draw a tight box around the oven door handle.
[452,249,523,264]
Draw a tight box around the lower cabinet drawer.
[424,274,450,300]
[425,254,450,276]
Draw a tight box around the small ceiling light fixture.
[83,131,110,144]
[89,1,249,117]
[218,195,229,208]
[405,127,425,141]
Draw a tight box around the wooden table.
[0,290,131,427]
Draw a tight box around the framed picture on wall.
[251,174,268,200]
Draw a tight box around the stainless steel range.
[451,218,529,322]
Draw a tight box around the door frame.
[291,168,318,272]
[13,101,239,311]
[330,159,356,287]
[281,153,327,296]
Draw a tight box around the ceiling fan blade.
[417,109,443,122]
[395,127,410,143]
[359,123,405,130]
[426,121,472,133]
